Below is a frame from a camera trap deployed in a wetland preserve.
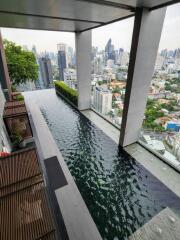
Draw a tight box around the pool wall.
[25,99,103,240]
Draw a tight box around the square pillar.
[120,8,166,147]
[76,30,92,110]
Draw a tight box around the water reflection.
[24,89,180,240]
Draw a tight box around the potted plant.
[11,131,23,149]
[10,120,24,150]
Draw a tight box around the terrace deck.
[0,182,56,240]
[0,148,42,198]
[0,147,57,239]
[3,105,27,118]
[3,102,32,139]
[5,100,25,109]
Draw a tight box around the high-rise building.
[167,50,174,58]
[120,51,129,66]
[67,46,74,67]
[92,46,98,60]
[178,70,180,78]
[160,49,168,58]
[93,56,103,74]
[38,57,53,88]
[175,58,180,71]
[32,45,37,56]
[155,54,165,70]
[105,38,116,62]
[72,52,76,67]
[174,48,180,59]
[114,50,119,64]
[64,68,77,89]
[57,43,67,80]
[93,86,112,115]
[107,59,115,68]
[117,48,124,64]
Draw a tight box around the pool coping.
[25,99,103,240]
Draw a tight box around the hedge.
[55,81,78,106]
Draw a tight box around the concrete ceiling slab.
[0,0,177,32]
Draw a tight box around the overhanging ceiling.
[0,0,178,32]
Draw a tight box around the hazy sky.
[1,3,180,53]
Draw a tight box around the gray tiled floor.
[129,207,180,240]
[82,109,180,198]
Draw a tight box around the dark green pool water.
[24,89,180,240]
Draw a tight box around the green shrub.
[11,133,23,146]
[15,94,24,101]
[55,81,78,106]
[11,84,17,92]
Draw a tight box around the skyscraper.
[174,48,180,59]
[67,46,74,67]
[93,86,112,115]
[92,46,98,60]
[105,38,115,62]
[57,43,67,80]
[32,45,37,56]
[160,49,168,58]
[38,57,53,88]
[64,68,77,90]
[93,56,103,74]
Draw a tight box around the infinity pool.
[24,89,180,240]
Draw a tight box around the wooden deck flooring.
[5,100,25,109]
[0,147,57,239]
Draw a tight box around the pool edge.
[25,98,103,240]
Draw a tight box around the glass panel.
[139,3,180,167]
[91,18,134,128]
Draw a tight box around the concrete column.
[0,31,12,101]
[76,30,92,110]
[120,8,166,147]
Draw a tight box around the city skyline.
[0,3,180,53]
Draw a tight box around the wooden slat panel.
[5,101,25,109]
[3,106,27,117]
[0,175,43,198]
[0,182,56,240]
[41,231,57,240]
[0,148,40,188]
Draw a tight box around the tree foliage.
[3,39,38,85]
[143,99,165,132]
[112,86,121,93]
[165,78,180,93]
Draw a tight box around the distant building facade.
[38,57,53,88]
[105,38,116,62]
[57,43,67,81]
[93,86,112,115]
[64,68,77,89]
